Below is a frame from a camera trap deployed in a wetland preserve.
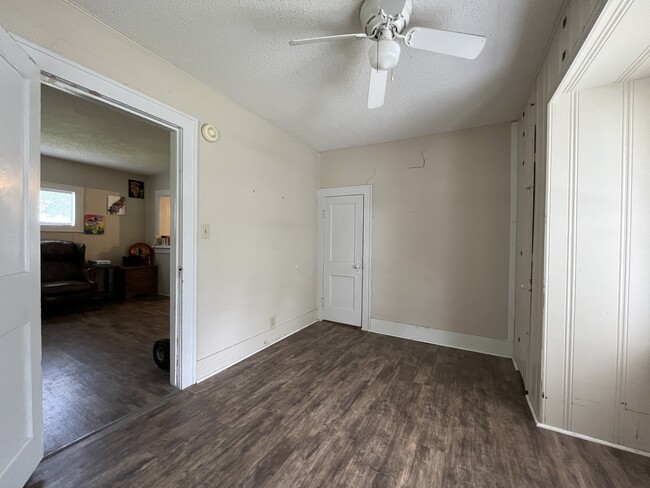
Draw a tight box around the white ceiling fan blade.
[404,27,486,60]
[380,0,408,16]
[368,69,388,109]
[289,33,368,46]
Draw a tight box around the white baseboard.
[369,319,513,358]
[196,309,318,382]
[537,423,650,458]
[524,394,541,425]
[511,357,520,371]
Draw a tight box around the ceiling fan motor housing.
[361,0,412,37]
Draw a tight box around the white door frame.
[15,36,198,389]
[317,186,372,330]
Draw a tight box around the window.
[40,182,84,232]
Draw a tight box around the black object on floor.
[153,338,170,369]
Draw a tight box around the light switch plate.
[201,224,210,239]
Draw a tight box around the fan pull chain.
[376,41,379,73]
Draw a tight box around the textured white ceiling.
[41,85,170,175]
[67,0,564,152]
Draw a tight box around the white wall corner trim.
[196,310,318,382]
[561,90,580,431]
[370,319,513,358]
[614,81,634,443]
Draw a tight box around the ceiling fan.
[289,0,486,109]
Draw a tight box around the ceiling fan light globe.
[369,39,401,70]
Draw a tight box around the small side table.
[114,265,158,300]
[88,264,114,301]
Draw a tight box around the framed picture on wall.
[84,214,105,234]
[128,179,144,199]
[107,195,126,215]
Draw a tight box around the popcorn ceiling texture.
[41,85,170,175]
[68,0,564,151]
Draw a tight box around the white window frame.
[40,181,84,232]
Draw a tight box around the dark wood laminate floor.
[29,322,649,487]
[41,296,176,455]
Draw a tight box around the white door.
[323,195,364,326]
[0,27,43,487]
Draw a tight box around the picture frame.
[83,214,105,234]
[107,195,126,215]
[128,179,145,199]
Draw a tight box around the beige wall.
[321,123,512,340]
[3,0,320,366]
[41,156,148,264]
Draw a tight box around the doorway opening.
[39,83,177,455]
[16,38,198,457]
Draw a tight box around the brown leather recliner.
[41,240,94,307]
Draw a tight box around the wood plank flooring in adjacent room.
[29,322,650,487]
[41,296,176,455]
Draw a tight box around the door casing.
[16,35,199,389]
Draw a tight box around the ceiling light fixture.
[369,38,401,71]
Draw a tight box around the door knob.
[353,263,361,270]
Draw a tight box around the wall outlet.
[270,315,276,328]
[200,224,210,239]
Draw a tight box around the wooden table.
[114,265,158,300]
[88,264,114,301]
